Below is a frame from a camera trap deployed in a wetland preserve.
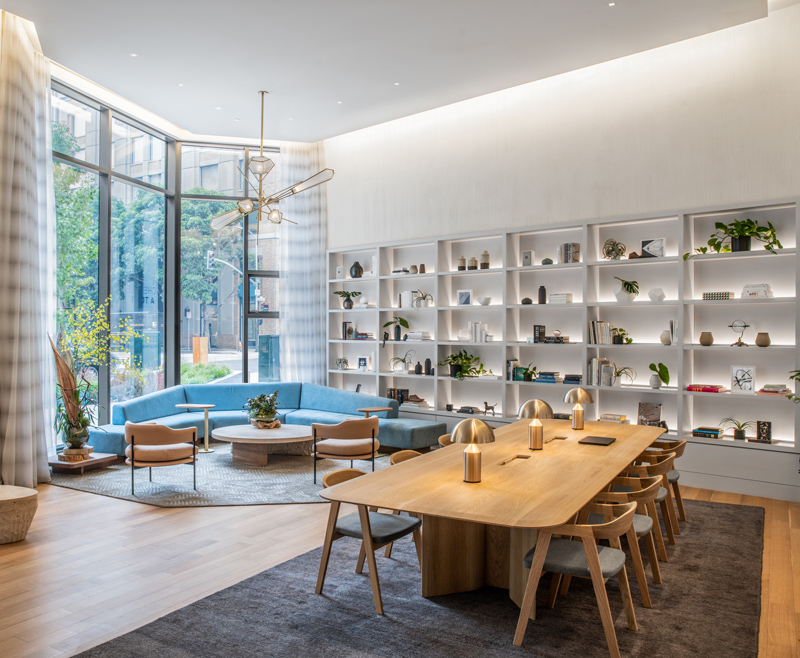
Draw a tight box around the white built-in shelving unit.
[327,199,800,501]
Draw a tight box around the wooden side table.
[357,407,393,418]
[176,403,216,453]
[0,486,38,544]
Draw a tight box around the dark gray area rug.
[76,499,763,657]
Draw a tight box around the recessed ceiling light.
[337,101,342,104]
[178,83,184,87]
[288,118,293,121]
[214,106,222,110]
[608,2,615,5]
[129,53,138,57]
[234,118,240,122]
[394,82,400,86]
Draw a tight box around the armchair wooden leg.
[546,573,562,608]
[625,528,651,608]
[357,504,384,615]
[672,481,687,522]
[356,543,367,574]
[513,532,551,646]
[644,530,662,584]
[316,501,341,594]
[612,535,640,626]
[384,510,401,558]
[583,537,622,658]
[647,501,668,562]
[412,528,423,568]
[660,499,676,545]
[559,574,573,596]
[664,484,681,536]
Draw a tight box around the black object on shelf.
[414,361,423,375]
[424,358,432,375]
[350,261,363,278]
[538,285,547,304]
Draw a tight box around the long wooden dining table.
[320,418,665,614]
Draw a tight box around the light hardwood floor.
[0,484,796,657]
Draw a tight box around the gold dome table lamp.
[517,399,554,420]
[452,419,495,483]
[563,388,594,431]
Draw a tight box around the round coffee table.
[212,424,313,467]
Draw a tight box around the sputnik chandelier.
[210,91,334,232]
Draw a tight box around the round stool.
[0,485,38,544]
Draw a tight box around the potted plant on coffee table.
[244,391,283,429]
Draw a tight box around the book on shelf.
[543,336,570,343]
[564,374,583,385]
[548,293,573,304]
[686,384,728,393]
[599,418,630,424]
[756,388,790,396]
[587,320,613,345]
[600,364,614,387]
[533,325,546,343]
[587,357,611,386]
[506,358,518,381]
[692,426,722,438]
[557,242,581,264]
[553,412,572,420]
[600,413,627,421]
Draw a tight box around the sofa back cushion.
[183,382,302,412]
[299,383,398,418]
[112,386,187,424]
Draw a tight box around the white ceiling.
[1,0,768,142]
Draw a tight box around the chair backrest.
[438,434,453,447]
[625,452,676,478]
[124,421,195,445]
[390,450,421,465]
[322,468,366,488]
[312,416,379,441]
[595,476,661,506]
[647,438,687,459]
[557,501,637,541]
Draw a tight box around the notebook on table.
[578,435,616,446]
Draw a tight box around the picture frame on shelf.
[522,250,533,267]
[335,265,344,279]
[357,355,370,372]
[457,290,472,306]
[755,420,772,444]
[641,238,666,258]
[637,402,662,427]
[731,365,755,395]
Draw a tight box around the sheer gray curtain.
[0,12,55,486]
[279,141,328,384]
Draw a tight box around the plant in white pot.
[613,277,639,303]
[390,350,416,374]
[648,362,669,389]
[612,366,637,387]
[412,290,434,309]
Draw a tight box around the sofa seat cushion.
[336,511,421,544]
[299,383,398,418]
[156,412,207,433]
[315,438,380,457]
[112,386,187,424]
[125,443,197,462]
[88,425,127,456]
[183,383,302,412]
[284,409,358,426]
[377,419,447,450]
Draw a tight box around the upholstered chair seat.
[314,438,381,458]
[125,443,197,464]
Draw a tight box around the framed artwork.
[637,402,662,427]
[335,265,344,279]
[641,238,666,258]
[522,250,533,267]
[756,420,772,444]
[731,365,755,394]
[357,355,369,371]
[457,289,472,306]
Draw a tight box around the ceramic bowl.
[476,296,491,306]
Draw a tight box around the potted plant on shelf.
[333,290,361,309]
[613,277,639,302]
[648,362,669,389]
[390,350,416,374]
[243,391,283,429]
[412,290,434,309]
[438,350,493,380]
[611,327,633,344]
[518,363,538,382]
[335,357,349,370]
[383,316,410,341]
[612,365,637,387]
[684,218,783,259]
[720,418,754,440]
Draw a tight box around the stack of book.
[557,242,581,264]
[402,394,430,409]
[506,358,519,380]
[587,320,613,344]
[354,332,374,340]
[587,357,612,386]
[405,331,433,341]
[549,293,573,305]
[536,371,563,384]
[564,374,583,385]
[685,384,729,393]
[692,426,722,438]
[741,283,774,299]
[599,413,629,424]
[757,384,791,396]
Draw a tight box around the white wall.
[324,5,800,249]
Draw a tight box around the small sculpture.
[483,401,497,417]
[602,239,626,260]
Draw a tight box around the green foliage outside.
[180,362,232,385]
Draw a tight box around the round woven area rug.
[50,443,391,507]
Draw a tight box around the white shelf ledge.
[684,344,796,351]
[587,256,681,267]
[685,297,795,305]
[586,384,679,394]
[507,263,583,272]
[587,300,679,308]
[379,272,436,280]
[438,268,504,276]
[686,247,796,262]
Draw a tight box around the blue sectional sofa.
[89,382,446,457]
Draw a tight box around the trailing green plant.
[787,369,800,404]
[613,366,637,386]
[333,290,361,301]
[648,362,670,385]
[720,418,755,432]
[383,316,410,330]
[412,290,434,308]
[389,350,416,370]
[243,391,283,419]
[684,218,783,259]
[611,327,633,344]
[518,363,538,381]
[438,350,493,380]
[613,277,639,295]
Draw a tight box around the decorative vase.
[424,358,432,375]
[409,265,418,274]
[393,361,407,374]
[457,256,466,271]
[523,373,532,382]
[755,332,771,347]
[450,364,462,379]
[538,285,547,305]
[335,357,348,370]
[613,283,636,303]
[731,236,751,252]
[415,361,422,375]
[649,374,662,389]
[480,251,490,269]
[343,298,353,309]
[660,330,672,346]
[468,257,478,270]
[419,264,426,273]
[699,332,714,346]
[733,429,746,440]
[251,415,277,429]
[613,335,623,345]
[64,427,89,449]
[394,325,401,341]
[350,261,363,278]
[649,288,666,302]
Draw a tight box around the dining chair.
[622,452,678,553]
[312,417,380,484]
[645,439,688,524]
[124,421,198,496]
[383,450,422,558]
[315,468,422,615]
[513,501,638,658]
[437,433,453,448]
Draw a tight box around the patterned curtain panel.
[0,12,56,486]
[279,141,328,384]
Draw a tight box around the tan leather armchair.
[125,421,199,495]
